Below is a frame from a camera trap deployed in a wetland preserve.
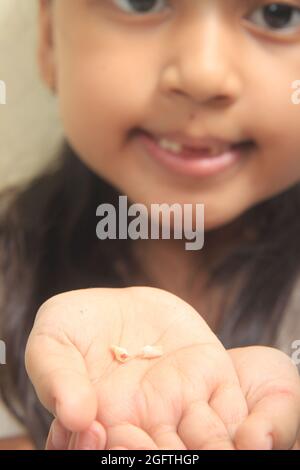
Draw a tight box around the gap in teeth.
[157,138,223,156]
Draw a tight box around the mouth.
[134,128,256,178]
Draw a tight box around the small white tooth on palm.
[139,345,163,359]
[111,345,131,363]
[111,344,163,362]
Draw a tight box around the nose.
[161,15,243,108]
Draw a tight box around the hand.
[228,346,300,450]
[25,286,248,450]
[45,347,300,451]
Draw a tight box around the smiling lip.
[137,130,254,178]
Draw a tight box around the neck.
[131,217,250,331]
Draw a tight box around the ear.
[37,0,57,93]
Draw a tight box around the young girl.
[1,0,300,450]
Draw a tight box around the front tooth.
[158,138,183,154]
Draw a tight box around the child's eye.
[247,3,300,33]
[111,0,169,15]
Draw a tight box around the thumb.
[25,332,98,433]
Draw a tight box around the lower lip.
[138,131,251,178]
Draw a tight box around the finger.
[235,390,300,450]
[46,419,71,450]
[25,335,97,432]
[107,423,159,450]
[228,346,300,450]
[68,421,107,450]
[108,447,129,451]
[292,438,300,450]
[148,423,187,450]
[208,381,248,439]
[178,400,235,450]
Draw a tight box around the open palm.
[26,286,248,450]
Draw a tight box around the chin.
[203,209,245,233]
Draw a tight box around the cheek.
[248,69,300,191]
[261,110,300,190]
[56,46,154,168]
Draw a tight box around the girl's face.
[39,0,300,230]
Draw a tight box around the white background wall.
[0,0,63,190]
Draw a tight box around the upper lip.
[146,130,251,154]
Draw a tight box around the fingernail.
[264,434,273,450]
[74,423,102,450]
[255,433,273,450]
[51,420,69,450]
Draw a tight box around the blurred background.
[0,0,62,442]
[0,0,62,191]
[1,0,300,450]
